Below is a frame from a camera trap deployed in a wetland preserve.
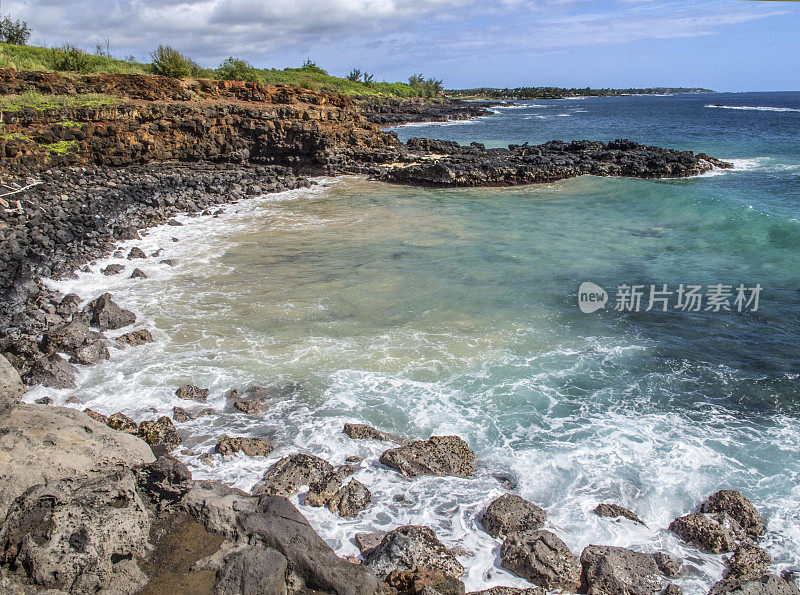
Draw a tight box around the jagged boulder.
[137,416,182,450]
[0,470,151,593]
[254,453,334,497]
[701,491,764,538]
[594,503,646,526]
[306,478,371,518]
[136,454,193,507]
[482,494,546,538]
[107,411,138,433]
[580,545,680,594]
[669,512,741,553]
[386,567,466,595]
[344,422,407,443]
[175,384,210,402]
[215,435,274,458]
[379,436,475,478]
[363,525,465,581]
[115,329,154,347]
[85,293,136,330]
[725,543,772,581]
[56,293,82,318]
[24,352,77,388]
[710,574,800,595]
[499,530,581,591]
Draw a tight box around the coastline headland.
[0,69,786,595]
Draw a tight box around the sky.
[6,0,799,91]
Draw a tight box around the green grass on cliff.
[0,42,425,98]
[0,90,119,111]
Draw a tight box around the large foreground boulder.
[482,494,546,538]
[580,545,681,595]
[0,470,151,593]
[379,436,476,478]
[363,525,465,581]
[0,404,155,521]
[214,546,289,595]
[240,495,382,594]
[499,529,581,591]
[0,354,25,415]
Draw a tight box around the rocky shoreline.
[0,70,778,595]
[358,97,497,126]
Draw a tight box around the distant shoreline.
[447,87,715,101]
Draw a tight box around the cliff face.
[0,69,400,173]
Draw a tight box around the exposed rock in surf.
[107,411,138,434]
[481,494,546,539]
[115,329,154,347]
[344,422,408,444]
[24,352,77,388]
[175,384,210,402]
[386,567,466,595]
[579,545,682,594]
[172,406,189,422]
[127,247,146,259]
[355,532,386,556]
[701,491,764,538]
[130,268,148,279]
[101,263,125,276]
[84,293,136,331]
[669,512,741,553]
[306,477,371,518]
[232,399,263,414]
[363,525,465,581]
[594,502,646,526]
[214,435,274,458]
[379,435,475,478]
[467,588,545,595]
[709,574,800,595]
[383,138,733,188]
[56,293,82,318]
[499,529,581,591]
[39,319,109,366]
[254,453,335,497]
[725,543,773,582]
[137,416,182,450]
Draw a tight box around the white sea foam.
[706,104,800,113]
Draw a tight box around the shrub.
[0,16,31,45]
[362,72,374,87]
[300,58,327,75]
[49,44,91,73]
[346,68,362,82]
[217,57,259,83]
[150,45,197,78]
[408,73,444,98]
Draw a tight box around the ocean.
[29,92,800,593]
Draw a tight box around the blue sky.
[7,0,799,91]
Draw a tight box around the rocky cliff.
[0,69,399,174]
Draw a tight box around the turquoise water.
[31,93,800,593]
